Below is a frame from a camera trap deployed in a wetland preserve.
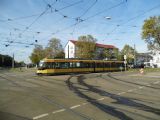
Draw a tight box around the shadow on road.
[66,74,160,120]
[0,111,31,120]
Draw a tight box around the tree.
[0,54,13,67]
[121,44,136,63]
[113,48,122,60]
[142,16,160,50]
[76,35,96,59]
[45,38,64,58]
[29,45,45,65]
[104,49,113,60]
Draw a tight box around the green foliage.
[30,38,64,64]
[113,48,123,60]
[76,35,96,59]
[54,51,65,59]
[142,16,160,50]
[45,38,64,58]
[29,45,45,65]
[0,54,12,67]
[121,44,136,63]
[104,49,113,60]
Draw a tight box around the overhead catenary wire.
[20,1,57,34]
[0,0,84,48]
[43,0,126,39]
[70,0,98,36]
[18,0,83,34]
[105,2,160,39]
[1,0,160,60]
[79,0,98,18]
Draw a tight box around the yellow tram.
[36,58,125,75]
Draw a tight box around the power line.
[106,2,160,37]
[79,0,98,18]
[20,0,83,34]
[21,2,56,34]
[70,0,98,36]
[45,0,126,36]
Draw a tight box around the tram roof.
[42,58,123,63]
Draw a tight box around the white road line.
[52,109,66,114]
[153,81,160,84]
[70,105,81,109]
[98,98,105,101]
[139,86,144,89]
[82,103,87,105]
[33,113,49,120]
[117,92,126,95]
[128,89,134,92]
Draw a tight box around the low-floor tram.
[36,58,125,75]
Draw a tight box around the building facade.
[150,50,160,68]
[64,40,117,59]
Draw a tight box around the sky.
[0,0,160,63]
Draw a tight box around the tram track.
[66,75,134,120]
[100,73,160,90]
[66,74,160,120]
[0,73,94,120]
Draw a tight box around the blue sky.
[0,0,160,63]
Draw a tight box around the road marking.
[82,103,87,105]
[146,84,151,86]
[153,81,160,84]
[11,74,16,76]
[52,109,66,114]
[138,86,144,89]
[70,104,81,109]
[117,92,126,95]
[33,113,49,120]
[98,98,105,101]
[128,89,134,92]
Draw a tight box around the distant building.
[137,50,160,68]
[64,40,117,59]
[149,50,160,68]
[136,53,152,65]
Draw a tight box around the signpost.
[124,55,127,71]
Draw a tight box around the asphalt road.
[0,69,160,120]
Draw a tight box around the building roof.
[69,40,117,49]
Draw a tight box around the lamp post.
[124,55,127,71]
[68,45,69,59]
[12,53,14,68]
[134,44,136,66]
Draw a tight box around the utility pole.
[12,53,14,68]
[134,44,136,66]
[124,55,127,71]
[68,45,69,59]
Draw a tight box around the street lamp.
[105,16,111,20]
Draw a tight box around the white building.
[64,40,117,59]
[150,50,160,68]
[65,40,76,58]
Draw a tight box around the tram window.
[47,62,53,69]
[60,62,69,68]
[118,63,124,68]
[69,62,73,68]
[104,63,110,67]
[117,63,121,67]
[72,62,82,68]
[96,63,103,68]
[71,62,76,68]
[76,62,81,68]
[55,62,60,68]
[83,62,91,68]
[111,62,117,68]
